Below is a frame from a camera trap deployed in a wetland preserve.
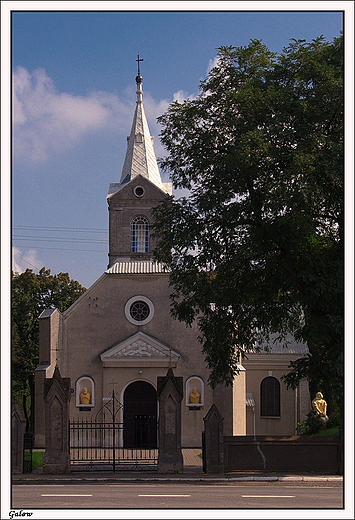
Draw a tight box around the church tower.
[107,57,172,267]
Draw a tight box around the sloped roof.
[38,308,57,319]
[106,260,169,275]
[247,334,309,355]
[260,342,309,354]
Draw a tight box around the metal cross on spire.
[136,54,144,75]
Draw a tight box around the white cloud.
[206,55,221,75]
[12,246,43,274]
[172,90,189,103]
[12,67,132,164]
[12,67,197,166]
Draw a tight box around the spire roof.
[108,59,172,197]
[107,57,173,198]
[119,72,163,187]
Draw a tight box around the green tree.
[152,37,343,415]
[12,268,86,431]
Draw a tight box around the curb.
[12,475,343,484]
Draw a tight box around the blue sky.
[8,5,346,289]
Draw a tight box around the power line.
[16,249,43,270]
[13,225,107,233]
[13,236,108,244]
[12,224,109,255]
[12,249,43,271]
[12,244,107,253]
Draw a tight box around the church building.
[34,66,310,449]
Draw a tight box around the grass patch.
[316,426,340,436]
[31,451,45,469]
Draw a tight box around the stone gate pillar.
[203,404,224,473]
[157,368,183,473]
[12,404,26,473]
[43,366,71,474]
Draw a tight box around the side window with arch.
[131,215,150,253]
[260,376,280,417]
[76,376,95,409]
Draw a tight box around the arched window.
[131,216,150,253]
[260,377,280,417]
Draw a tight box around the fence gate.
[69,391,158,472]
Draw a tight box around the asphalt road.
[12,482,343,510]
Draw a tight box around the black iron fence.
[69,417,158,471]
[69,392,158,472]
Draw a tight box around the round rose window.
[130,300,150,321]
[125,296,154,325]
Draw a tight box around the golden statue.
[312,392,328,423]
[189,387,200,404]
[80,387,91,405]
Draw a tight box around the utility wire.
[13,236,108,243]
[12,245,107,253]
[13,225,107,233]
[12,250,43,271]
[12,224,109,256]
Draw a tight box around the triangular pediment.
[100,332,180,368]
[107,174,169,200]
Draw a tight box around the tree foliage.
[152,37,343,412]
[12,268,86,430]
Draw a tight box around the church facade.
[34,69,309,449]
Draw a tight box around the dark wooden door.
[123,381,157,448]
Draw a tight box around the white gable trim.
[100,331,180,368]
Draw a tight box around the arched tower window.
[131,216,150,253]
[260,376,280,417]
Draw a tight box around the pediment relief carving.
[112,339,165,358]
[100,332,179,368]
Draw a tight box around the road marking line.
[41,494,93,497]
[241,495,295,498]
[138,494,191,497]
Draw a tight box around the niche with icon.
[76,376,95,410]
[185,376,204,410]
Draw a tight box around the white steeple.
[108,56,172,196]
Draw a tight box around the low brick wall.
[224,435,342,474]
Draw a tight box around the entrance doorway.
[123,381,157,448]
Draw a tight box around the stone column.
[12,405,26,473]
[203,404,224,473]
[157,368,183,473]
[43,366,71,474]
